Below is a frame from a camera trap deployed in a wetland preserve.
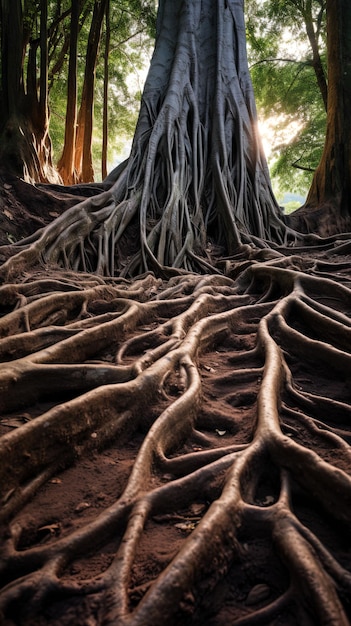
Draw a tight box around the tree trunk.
[75,0,107,182]
[0,0,289,277]
[303,0,328,111]
[120,0,288,270]
[101,0,110,181]
[57,0,80,185]
[297,0,351,234]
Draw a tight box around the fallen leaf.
[175,521,196,532]
[1,416,30,428]
[38,523,60,535]
[246,583,270,605]
[3,209,14,220]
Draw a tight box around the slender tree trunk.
[101,0,110,181]
[75,0,107,182]
[57,0,80,185]
[303,0,328,111]
[304,0,351,223]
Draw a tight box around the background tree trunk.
[303,0,328,111]
[0,0,60,182]
[75,0,107,182]
[101,0,110,181]
[57,0,80,185]
[301,0,351,229]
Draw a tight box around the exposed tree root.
[0,247,350,625]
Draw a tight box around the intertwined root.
[0,252,350,625]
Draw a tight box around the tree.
[0,0,155,184]
[101,0,110,181]
[0,0,60,182]
[295,0,351,233]
[0,1,351,625]
[246,0,328,195]
[74,0,108,182]
[56,0,80,185]
[0,0,290,279]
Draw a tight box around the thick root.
[0,249,351,625]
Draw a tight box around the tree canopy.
[246,0,327,196]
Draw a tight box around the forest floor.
[0,171,350,625]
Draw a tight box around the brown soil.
[0,174,350,626]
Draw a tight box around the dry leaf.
[175,521,197,532]
[3,209,14,220]
[38,523,60,535]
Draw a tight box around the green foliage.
[282,201,301,214]
[246,0,327,195]
[48,0,155,178]
[15,0,156,179]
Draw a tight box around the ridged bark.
[304,0,351,219]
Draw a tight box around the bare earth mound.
[0,177,351,625]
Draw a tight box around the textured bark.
[302,0,351,223]
[101,0,110,181]
[303,0,328,111]
[0,246,351,625]
[0,2,351,623]
[57,0,80,185]
[0,0,290,280]
[74,0,107,183]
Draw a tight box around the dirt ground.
[0,172,350,625]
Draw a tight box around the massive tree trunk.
[1,0,290,278]
[118,0,288,268]
[290,0,351,235]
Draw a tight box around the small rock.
[75,501,91,513]
[262,495,275,506]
